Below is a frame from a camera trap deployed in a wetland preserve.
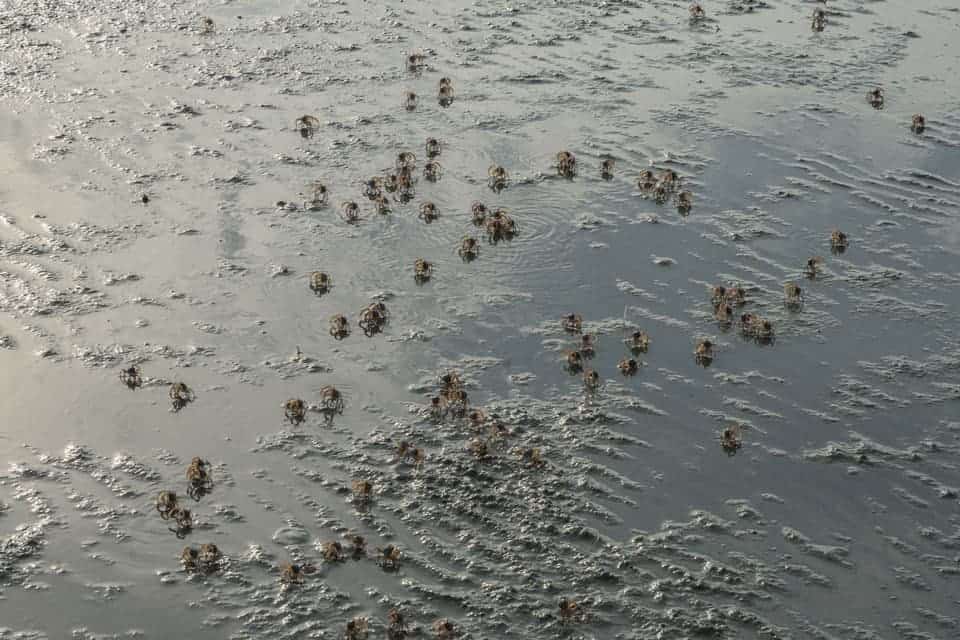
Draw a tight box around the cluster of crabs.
[559,314,649,389]
[325,301,390,340]
[155,457,214,541]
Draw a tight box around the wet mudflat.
[2,0,960,637]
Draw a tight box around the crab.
[911,114,926,133]
[169,382,195,412]
[559,598,581,623]
[458,236,480,261]
[200,16,215,34]
[468,408,487,430]
[406,52,425,72]
[305,181,328,209]
[295,115,320,139]
[414,258,433,283]
[583,369,600,392]
[284,398,306,425]
[658,169,680,189]
[428,396,445,422]
[352,479,373,506]
[438,78,455,107]
[831,229,848,253]
[362,178,382,200]
[753,318,775,344]
[419,202,439,223]
[359,301,389,336]
[488,164,509,191]
[784,282,803,308]
[387,609,408,640]
[181,546,200,571]
[396,441,425,466]
[403,90,418,111]
[715,303,733,324]
[601,158,615,180]
[485,208,516,242]
[348,534,367,559]
[618,358,639,376]
[119,365,142,390]
[321,541,344,562]
[689,3,706,20]
[395,170,416,202]
[346,617,369,640]
[169,506,193,538]
[340,201,361,224]
[720,423,743,455]
[652,181,671,204]
[804,256,824,279]
[329,314,350,340]
[320,385,345,414]
[519,447,545,468]
[374,195,391,215]
[556,151,577,178]
[578,333,597,359]
[867,87,884,109]
[423,160,442,181]
[309,271,331,295]
[198,543,221,572]
[562,313,583,334]
[396,152,417,172]
[280,562,314,585]
[468,437,489,460]
[676,190,693,214]
[425,137,441,158]
[433,619,456,639]
[443,388,470,419]
[811,8,826,31]
[739,313,759,336]
[186,457,214,500]
[710,285,727,308]
[725,284,747,307]
[626,330,651,353]
[694,339,714,366]
[564,350,583,374]
[377,545,402,571]
[156,490,179,520]
[637,169,657,191]
[470,201,488,226]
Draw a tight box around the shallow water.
[2,0,959,637]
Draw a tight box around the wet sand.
[2,0,960,637]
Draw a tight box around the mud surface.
[2,0,960,637]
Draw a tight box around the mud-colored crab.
[559,598,582,623]
[689,3,706,20]
[329,314,350,340]
[556,151,577,178]
[583,369,600,392]
[321,541,344,562]
[280,562,315,585]
[468,437,489,460]
[867,87,884,109]
[638,169,657,191]
[295,115,320,139]
[346,617,369,640]
[200,16,215,34]
[784,281,803,308]
[362,178,382,200]
[811,8,826,31]
[186,457,213,500]
[694,339,714,366]
[676,190,693,214]
[396,440,425,466]
[519,446,545,468]
[720,423,743,455]
[618,358,639,376]
[562,313,583,334]
[564,350,583,374]
[156,490,179,520]
[320,385,345,414]
[352,479,373,505]
[183,543,221,573]
[378,545,402,571]
[578,333,596,359]
[348,534,367,559]
[804,256,824,279]
[169,382,195,412]
[359,301,389,336]
[340,201,361,224]
[403,90,418,111]
[169,506,193,538]
[911,114,925,133]
[625,330,651,353]
[425,137,441,158]
[438,78,455,107]
[397,152,417,172]
[470,201,488,226]
[284,398,306,425]
[374,195,391,215]
[304,181,328,210]
[433,619,456,640]
[715,303,733,324]
[414,258,433,283]
[406,52,425,72]
[488,164,509,191]
[120,365,142,390]
[485,208,516,242]
[387,608,408,640]
[459,236,480,261]
[830,229,848,253]
[309,271,331,295]
[601,158,615,180]
[423,160,442,182]
[419,202,439,223]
